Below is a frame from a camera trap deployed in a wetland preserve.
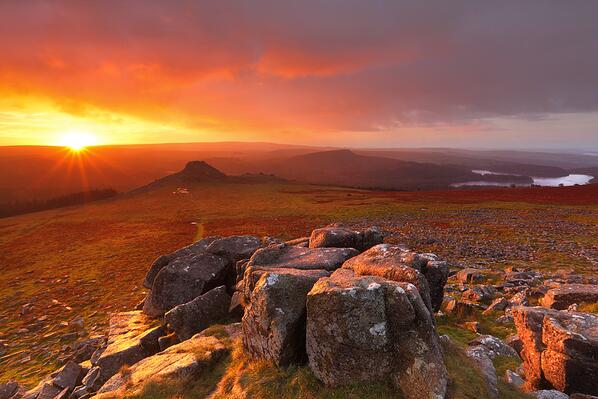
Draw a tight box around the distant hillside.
[357,148,598,175]
[1,143,596,201]
[216,149,511,190]
[132,161,228,193]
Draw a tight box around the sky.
[0,1,597,149]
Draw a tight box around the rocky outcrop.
[342,244,434,312]
[90,311,165,387]
[245,244,359,272]
[342,244,449,312]
[143,236,221,289]
[513,306,598,396]
[143,252,228,317]
[308,225,383,251]
[242,269,328,366]
[143,235,277,317]
[94,334,229,398]
[540,284,598,310]
[164,286,230,341]
[16,226,453,399]
[306,269,448,399]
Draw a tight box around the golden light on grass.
[59,131,98,151]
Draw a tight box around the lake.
[451,170,594,188]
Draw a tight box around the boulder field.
[3,224,597,399]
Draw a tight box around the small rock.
[0,381,19,399]
[52,361,84,390]
[532,390,569,399]
[455,268,485,284]
[505,370,525,388]
[483,297,510,314]
[462,321,480,333]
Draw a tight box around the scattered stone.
[36,383,62,399]
[570,394,598,399]
[456,268,485,284]
[496,314,514,324]
[81,366,102,392]
[164,286,230,341]
[466,345,498,399]
[70,316,85,329]
[69,337,105,363]
[0,381,19,399]
[532,390,569,399]
[505,369,525,388]
[445,300,482,320]
[483,297,510,314]
[51,361,84,390]
[540,284,598,310]
[469,335,519,359]
[462,285,497,305]
[511,290,529,306]
[462,321,481,333]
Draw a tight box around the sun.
[59,131,98,151]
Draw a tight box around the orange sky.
[1,1,597,149]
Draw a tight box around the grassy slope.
[0,182,597,386]
[104,324,530,399]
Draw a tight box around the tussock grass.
[211,339,397,399]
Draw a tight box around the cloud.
[0,0,597,144]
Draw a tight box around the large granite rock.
[241,266,331,306]
[242,268,328,366]
[95,334,228,398]
[540,284,598,310]
[164,286,230,341]
[143,252,228,317]
[306,269,448,399]
[513,306,598,395]
[143,236,221,289]
[342,244,436,312]
[205,235,267,263]
[308,225,383,251]
[246,244,358,272]
[92,311,165,385]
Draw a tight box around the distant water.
[451,170,594,188]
